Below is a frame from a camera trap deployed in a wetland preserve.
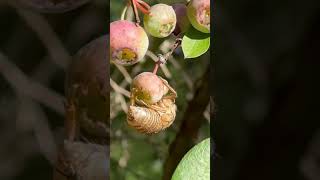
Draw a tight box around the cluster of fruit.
[110,0,210,134]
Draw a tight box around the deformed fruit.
[131,72,169,105]
[187,0,210,33]
[143,4,177,38]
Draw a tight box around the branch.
[0,52,64,115]
[162,67,210,180]
[9,1,71,69]
[152,38,182,74]
[110,78,131,98]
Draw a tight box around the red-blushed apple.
[131,72,168,105]
[110,20,149,65]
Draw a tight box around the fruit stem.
[152,38,182,74]
[152,61,160,74]
[130,0,140,25]
[120,4,129,20]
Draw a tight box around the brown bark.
[162,67,210,180]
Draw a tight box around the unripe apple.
[172,3,191,35]
[110,20,149,65]
[187,0,210,33]
[143,4,177,38]
[131,72,167,105]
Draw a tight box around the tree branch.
[162,67,210,180]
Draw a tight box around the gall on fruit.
[172,3,191,35]
[130,72,170,105]
[187,0,210,33]
[143,4,177,38]
[110,20,149,66]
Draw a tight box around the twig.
[146,50,172,78]
[114,64,132,84]
[110,78,131,98]
[17,95,57,165]
[120,3,129,20]
[0,52,64,115]
[163,68,210,180]
[152,38,182,74]
[115,93,128,114]
[169,58,193,90]
[130,0,140,25]
[9,1,71,69]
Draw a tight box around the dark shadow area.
[213,0,320,180]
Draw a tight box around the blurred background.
[213,0,320,180]
[0,0,107,179]
[110,0,210,179]
[3,0,320,180]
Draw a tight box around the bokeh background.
[0,0,107,179]
[213,0,320,180]
[110,0,210,179]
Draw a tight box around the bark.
[162,67,210,180]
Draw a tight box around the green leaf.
[182,27,210,59]
[171,138,210,180]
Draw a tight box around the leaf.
[182,27,210,59]
[171,138,210,180]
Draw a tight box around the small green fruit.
[144,4,177,38]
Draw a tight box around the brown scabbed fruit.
[187,0,210,33]
[65,35,109,145]
[110,20,149,66]
[131,72,169,105]
[172,3,191,35]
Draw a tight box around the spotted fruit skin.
[172,3,190,35]
[131,72,167,105]
[143,4,177,38]
[110,20,149,65]
[187,0,210,33]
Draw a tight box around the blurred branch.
[0,52,64,115]
[16,95,57,165]
[163,67,210,180]
[146,50,172,79]
[110,78,130,98]
[169,58,193,91]
[8,1,71,69]
[114,64,132,84]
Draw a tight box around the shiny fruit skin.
[131,72,168,105]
